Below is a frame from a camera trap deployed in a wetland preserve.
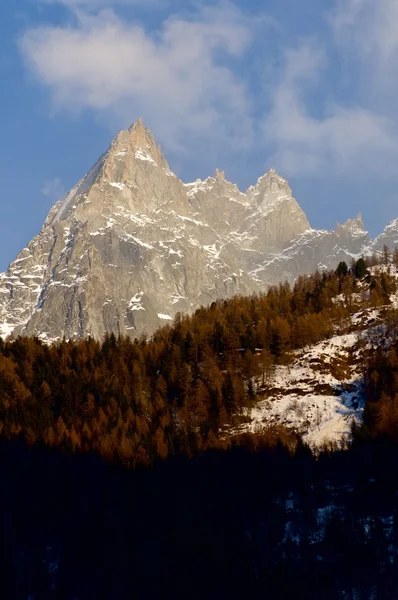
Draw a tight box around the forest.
[0,252,396,467]
[1,250,398,598]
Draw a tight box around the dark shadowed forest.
[3,435,398,598]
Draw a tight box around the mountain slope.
[370,218,398,253]
[0,120,310,340]
[227,266,398,448]
[255,214,370,285]
[0,118,397,340]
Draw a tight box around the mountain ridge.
[0,118,397,341]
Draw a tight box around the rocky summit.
[0,119,396,341]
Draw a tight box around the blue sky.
[1,0,398,270]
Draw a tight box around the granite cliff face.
[0,119,395,340]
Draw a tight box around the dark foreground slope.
[2,438,398,599]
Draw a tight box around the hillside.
[226,264,398,447]
[0,257,396,464]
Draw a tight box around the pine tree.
[383,244,391,265]
[355,258,367,279]
[336,261,348,278]
[393,247,398,267]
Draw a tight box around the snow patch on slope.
[128,292,145,312]
[231,331,367,448]
[134,148,157,166]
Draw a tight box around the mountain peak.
[260,167,285,181]
[336,213,366,236]
[246,168,292,204]
[264,167,280,176]
[247,168,289,194]
[127,117,155,150]
[110,118,171,172]
[130,116,145,128]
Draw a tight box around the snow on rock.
[0,323,16,339]
[158,313,173,321]
[128,292,145,312]
[184,179,212,199]
[134,148,158,166]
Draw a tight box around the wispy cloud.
[332,0,398,62]
[331,0,398,111]
[39,0,157,8]
[19,3,256,153]
[262,40,398,176]
[18,0,398,184]
[41,177,66,201]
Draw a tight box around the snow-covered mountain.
[370,218,398,253]
[0,118,396,341]
[258,214,370,285]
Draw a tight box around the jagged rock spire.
[115,117,170,171]
[214,169,225,179]
[336,213,366,236]
[128,117,155,149]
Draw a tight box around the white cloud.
[39,0,154,8]
[41,177,66,201]
[262,41,398,176]
[257,2,398,179]
[331,0,367,29]
[19,0,398,183]
[19,3,254,152]
[332,0,398,63]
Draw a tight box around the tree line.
[0,252,396,466]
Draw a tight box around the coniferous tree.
[355,258,367,279]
